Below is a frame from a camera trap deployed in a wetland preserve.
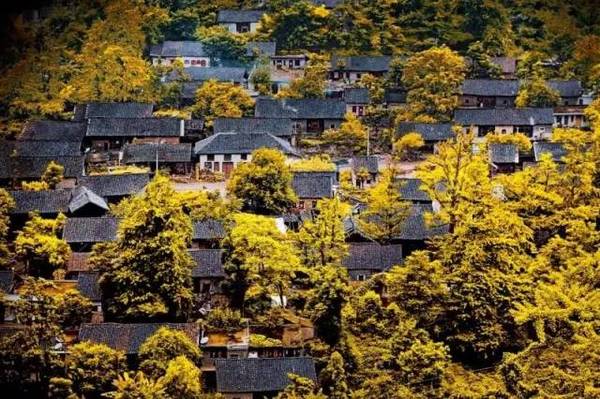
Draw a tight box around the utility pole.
[366,127,370,156]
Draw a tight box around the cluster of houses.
[1,4,596,397]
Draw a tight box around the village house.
[329,55,392,84]
[292,172,336,210]
[149,40,210,67]
[85,117,185,152]
[396,178,432,204]
[342,242,403,281]
[78,323,200,364]
[214,357,317,399]
[459,79,520,108]
[73,102,154,121]
[383,88,407,107]
[194,132,300,177]
[76,272,102,313]
[453,108,555,140]
[255,98,346,135]
[192,219,226,249]
[177,67,249,104]
[189,249,227,312]
[489,143,520,174]
[270,54,309,70]
[217,9,265,33]
[76,173,150,204]
[396,123,455,153]
[533,141,567,163]
[62,217,118,252]
[491,57,518,79]
[246,41,277,58]
[213,117,298,145]
[122,143,193,174]
[344,87,370,117]
[351,155,380,187]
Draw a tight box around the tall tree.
[227,148,297,215]
[401,46,466,122]
[223,213,300,312]
[93,173,194,322]
[190,79,254,127]
[294,198,350,268]
[358,169,412,243]
[322,113,368,155]
[319,351,350,399]
[276,53,329,99]
[138,327,202,379]
[0,189,14,268]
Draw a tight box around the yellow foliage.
[290,155,336,172]
[485,132,532,152]
[190,79,254,126]
[393,132,425,161]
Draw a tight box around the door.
[222,162,234,177]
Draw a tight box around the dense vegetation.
[0,0,600,398]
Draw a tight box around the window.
[356,73,362,79]
[357,274,367,281]
[298,201,305,209]
[330,124,336,129]
[224,154,232,161]
[352,106,357,113]
[295,59,300,66]
[185,60,190,64]
[204,162,212,170]
[241,154,248,160]
[207,154,214,161]
[213,162,220,172]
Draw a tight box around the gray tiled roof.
[0,270,14,293]
[255,98,346,120]
[12,141,82,157]
[77,272,101,302]
[213,118,295,137]
[215,357,317,393]
[453,108,554,126]
[342,243,402,271]
[396,123,455,142]
[122,143,192,163]
[68,186,109,214]
[79,323,199,354]
[489,143,519,164]
[548,80,583,98]
[180,67,248,83]
[397,178,431,202]
[63,217,119,243]
[189,249,225,278]
[217,9,265,23]
[384,88,407,104]
[9,190,72,215]
[344,88,370,104]
[192,219,226,241]
[77,174,150,198]
[397,204,448,240]
[86,118,183,137]
[246,41,276,57]
[149,41,206,58]
[461,79,520,97]
[194,133,299,156]
[74,103,154,120]
[533,142,567,162]
[292,172,335,199]
[331,55,392,72]
[491,57,517,74]
[19,121,86,142]
[351,156,379,174]
[0,156,85,179]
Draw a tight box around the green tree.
[401,46,466,122]
[93,173,194,321]
[0,189,14,267]
[158,356,202,399]
[294,197,349,268]
[15,213,71,278]
[0,278,64,396]
[109,372,165,399]
[306,265,350,346]
[277,374,326,399]
[138,327,202,379]
[358,169,411,243]
[276,53,329,99]
[250,57,273,96]
[196,25,248,64]
[66,342,126,399]
[227,148,297,215]
[42,161,64,189]
[516,70,561,108]
[322,112,368,155]
[56,289,94,329]
[258,2,334,52]
[223,213,300,312]
[190,79,254,127]
[319,351,350,399]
